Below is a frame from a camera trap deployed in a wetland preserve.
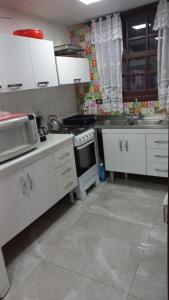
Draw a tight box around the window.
[122,5,158,101]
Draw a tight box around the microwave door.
[0,116,34,162]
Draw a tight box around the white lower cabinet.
[56,159,77,199]
[146,132,168,177]
[103,131,146,175]
[0,141,77,247]
[102,133,124,172]
[0,170,32,247]
[102,129,168,178]
[25,154,59,221]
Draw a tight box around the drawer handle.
[37,81,49,87]
[8,83,22,89]
[74,78,81,84]
[155,155,168,158]
[59,152,70,160]
[62,167,71,175]
[154,140,168,144]
[155,168,168,172]
[64,181,74,190]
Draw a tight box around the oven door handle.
[77,139,94,150]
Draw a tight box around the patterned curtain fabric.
[153,0,169,111]
[91,14,123,113]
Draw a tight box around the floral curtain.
[91,14,123,113]
[153,0,169,111]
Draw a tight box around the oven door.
[74,139,96,177]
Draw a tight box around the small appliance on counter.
[36,115,48,142]
[0,112,39,163]
[47,115,61,132]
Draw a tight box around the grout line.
[127,222,154,297]
[44,259,129,296]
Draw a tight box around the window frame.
[121,4,158,102]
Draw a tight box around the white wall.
[0,4,78,122]
[0,5,69,46]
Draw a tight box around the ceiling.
[0,0,156,26]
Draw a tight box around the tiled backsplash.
[0,85,77,123]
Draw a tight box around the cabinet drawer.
[147,149,168,163]
[147,162,168,178]
[56,159,77,199]
[147,134,168,149]
[54,144,74,168]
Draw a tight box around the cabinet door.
[28,39,58,88]
[56,57,90,85]
[0,35,34,91]
[0,171,32,247]
[124,134,146,175]
[102,133,125,172]
[25,154,59,221]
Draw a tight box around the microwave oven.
[0,113,40,163]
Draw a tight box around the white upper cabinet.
[28,38,58,88]
[0,35,35,92]
[56,56,90,85]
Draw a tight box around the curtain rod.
[83,1,158,25]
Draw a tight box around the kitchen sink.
[103,119,128,126]
[127,119,166,126]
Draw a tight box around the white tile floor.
[2,178,168,300]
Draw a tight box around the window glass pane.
[149,36,158,50]
[122,61,126,75]
[128,16,147,37]
[148,56,157,72]
[148,14,156,34]
[123,76,127,92]
[149,74,157,89]
[129,38,146,53]
[129,58,146,74]
[130,75,145,91]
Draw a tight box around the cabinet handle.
[62,167,71,175]
[37,81,49,87]
[8,83,22,89]
[119,138,122,151]
[59,152,70,160]
[0,85,2,88]
[155,155,168,158]
[125,138,128,151]
[74,79,81,84]
[154,139,168,144]
[20,175,27,195]
[27,173,33,190]
[64,181,73,190]
[155,168,168,172]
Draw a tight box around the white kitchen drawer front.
[147,134,168,149]
[147,148,168,163]
[54,144,74,168]
[56,159,77,199]
[147,162,168,178]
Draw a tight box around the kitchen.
[0,0,168,299]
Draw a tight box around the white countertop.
[0,134,74,176]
